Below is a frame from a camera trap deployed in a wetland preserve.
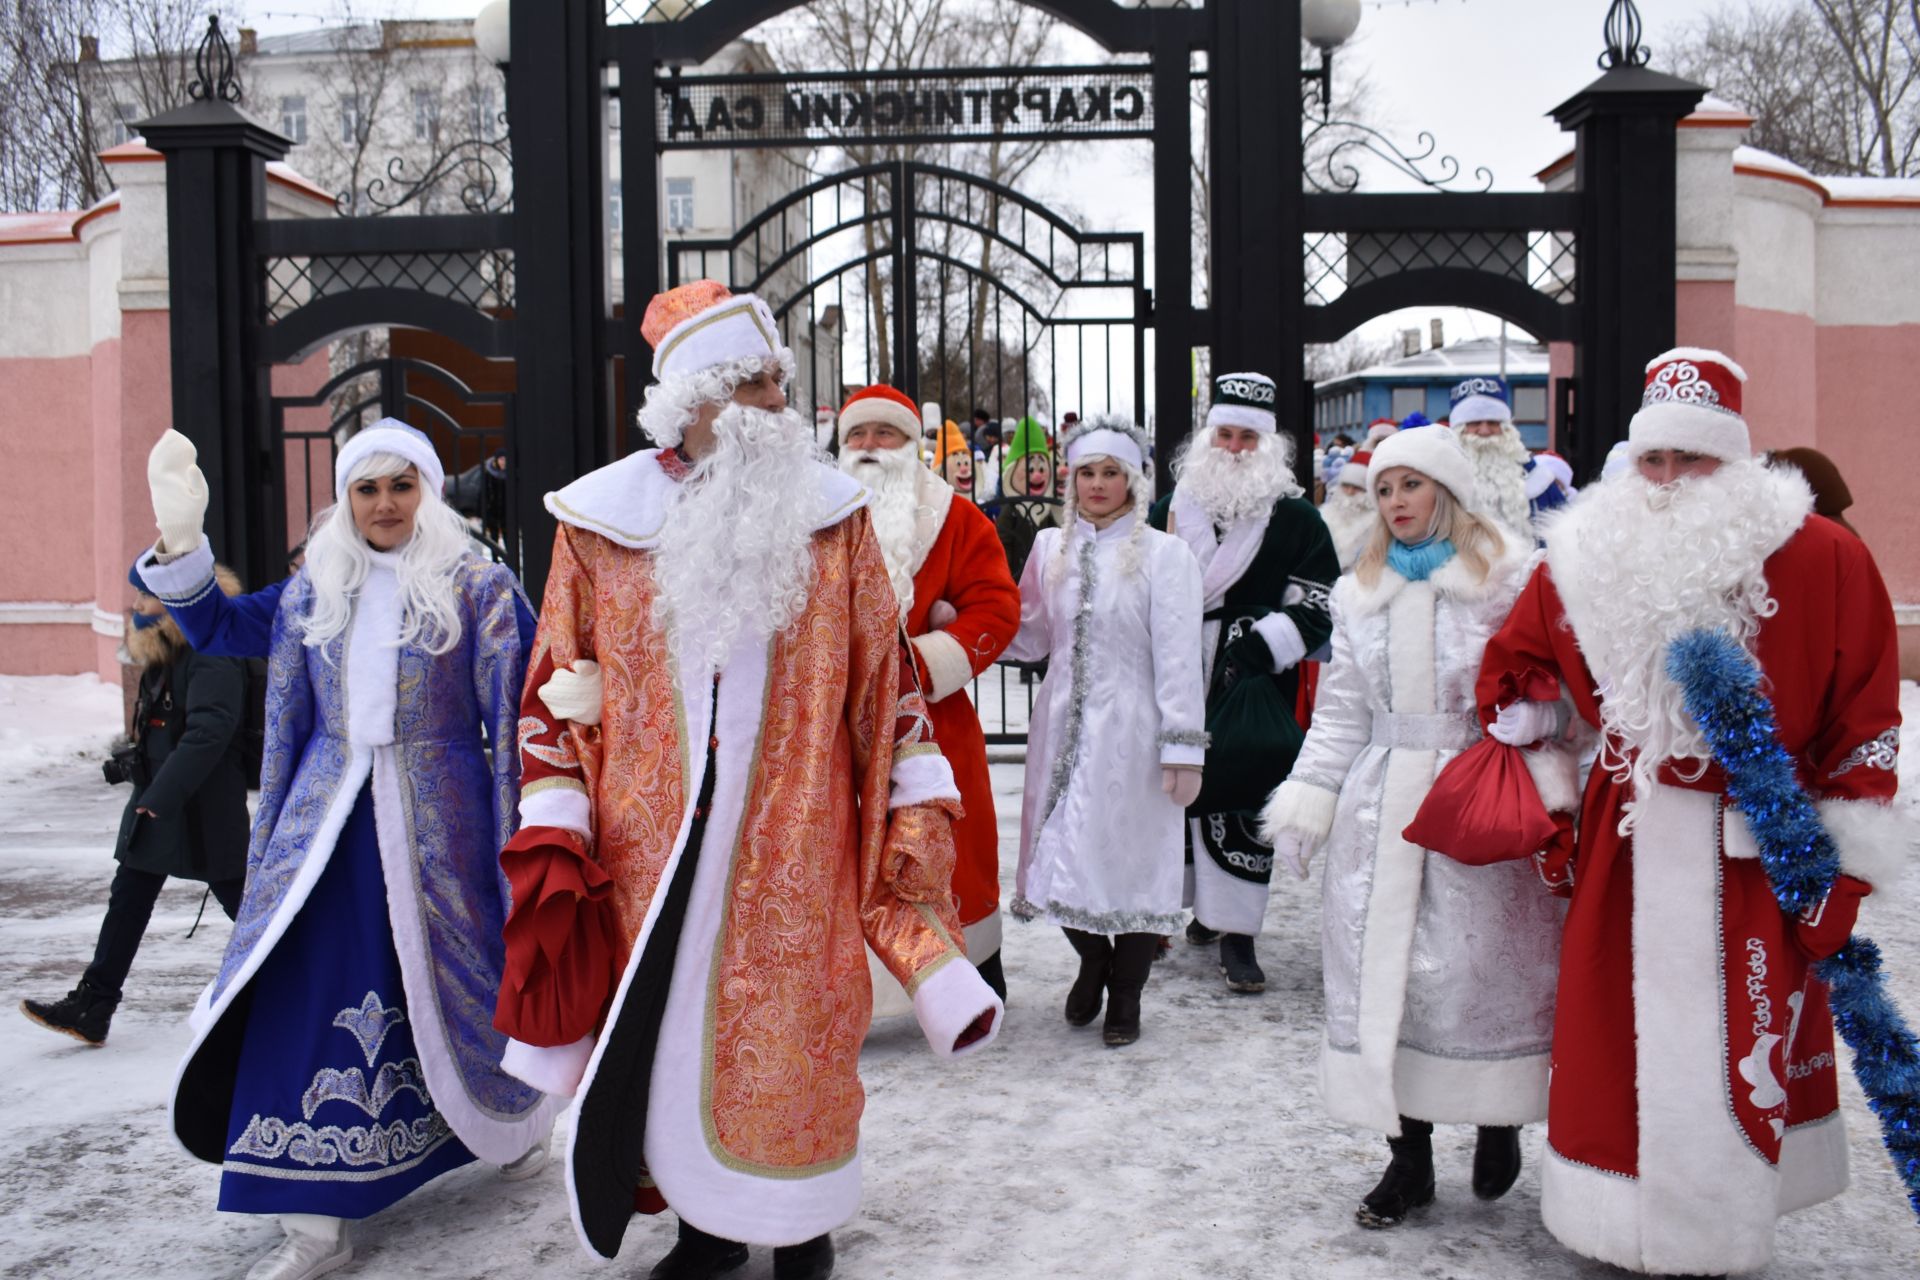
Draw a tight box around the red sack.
[1402,738,1559,866]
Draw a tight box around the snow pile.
[0,673,123,779]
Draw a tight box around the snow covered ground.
[2,673,1917,1279]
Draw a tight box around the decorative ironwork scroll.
[341,114,513,216]
[187,16,242,104]
[1302,119,1494,194]
[1600,0,1652,70]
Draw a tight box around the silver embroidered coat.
[1263,535,1571,1135]
[1006,513,1206,935]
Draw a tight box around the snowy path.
[2,674,1916,1279]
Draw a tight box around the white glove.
[927,599,958,628]
[538,660,603,726]
[1488,699,1558,747]
[1161,766,1203,810]
[147,429,209,554]
[1270,831,1314,881]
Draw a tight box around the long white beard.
[1320,487,1376,569]
[653,404,826,671]
[839,444,922,612]
[1172,433,1301,526]
[1551,460,1806,827]
[1460,423,1533,535]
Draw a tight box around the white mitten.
[147,429,209,554]
[1161,766,1203,810]
[1489,699,1558,747]
[928,599,958,628]
[1271,831,1314,881]
[538,659,603,726]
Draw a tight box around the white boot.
[244,1214,353,1280]
[498,1132,550,1182]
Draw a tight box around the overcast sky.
[236,0,1739,363]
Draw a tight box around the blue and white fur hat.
[1449,375,1512,426]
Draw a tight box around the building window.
[666,177,694,231]
[280,95,307,144]
[113,101,139,145]
[467,85,496,140]
[1390,386,1425,421]
[1513,384,1548,422]
[340,93,362,144]
[413,88,439,143]
[610,180,623,234]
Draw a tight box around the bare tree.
[1671,0,1920,177]
[1304,330,1397,383]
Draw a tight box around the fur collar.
[1338,526,1536,618]
[545,448,869,549]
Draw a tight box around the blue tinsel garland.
[1667,629,1920,1219]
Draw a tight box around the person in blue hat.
[1450,376,1566,540]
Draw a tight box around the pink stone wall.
[1675,281,1737,359]
[1812,323,1920,602]
[0,352,95,605]
[97,310,175,678]
[1728,306,1820,456]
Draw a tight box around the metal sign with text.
[652,65,1155,150]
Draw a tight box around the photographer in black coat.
[20,563,251,1045]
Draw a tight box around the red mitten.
[1794,874,1871,961]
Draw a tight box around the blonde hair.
[1352,482,1506,588]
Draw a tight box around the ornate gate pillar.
[138,20,288,589]
[1552,22,1703,480]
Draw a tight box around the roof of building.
[1317,336,1550,391]
[254,21,473,57]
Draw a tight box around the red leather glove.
[1794,875,1871,961]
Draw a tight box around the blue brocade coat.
[139,541,560,1165]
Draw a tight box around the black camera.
[103,742,142,786]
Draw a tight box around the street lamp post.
[1301,0,1362,122]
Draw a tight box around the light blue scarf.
[1386,535,1456,582]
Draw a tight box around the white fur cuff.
[912,957,1003,1060]
[1817,797,1914,890]
[1261,779,1339,844]
[136,539,217,606]
[910,630,974,703]
[1523,744,1581,815]
[520,786,592,837]
[502,1034,596,1099]
[1251,612,1308,672]
[890,751,961,811]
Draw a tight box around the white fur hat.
[1628,347,1750,462]
[1367,426,1477,511]
[1338,450,1371,490]
[334,419,445,502]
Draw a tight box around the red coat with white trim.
[1476,500,1904,1277]
[898,467,1021,930]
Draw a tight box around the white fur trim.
[962,910,1002,957]
[1647,346,1749,381]
[1336,459,1368,489]
[1523,457,1559,501]
[1205,402,1277,434]
[652,293,784,379]
[908,465,954,577]
[1322,1036,1547,1128]
[1451,393,1512,426]
[547,450,868,551]
[1724,803,1761,860]
[1251,612,1307,672]
[1777,1111,1850,1214]
[518,786,592,838]
[890,751,961,811]
[838,394,922,442]
[910,629,974,703]
[1816,797,1914,889]
[1065,427,1143,470]
[1339,528,1533,620]
[1523,742,1581,815]
[1368,428,1477,513]
[334,421,445,500]
[1168,489,1268,613]
[911,954,1003,1060]
[1627,399,1751,463]
[1628,781,1785,1276]
[371,748,563,1163]
[502,1034,595,1099]
[1188,823,1271,936]
[1540,1146,1646,1272]
[345,562,401,747]
[1261,778,1339,844]
[137,539,217,606]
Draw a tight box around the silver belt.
[1371,711,1483,752]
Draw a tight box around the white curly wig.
[636,348,799,449]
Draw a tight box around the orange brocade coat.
[493,451,1000,1257]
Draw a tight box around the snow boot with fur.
[1472,1125,1522,1200]
[20,979,118,1045]
[244,1214,352,1280]
[648,1219,748,1280]
[1102,933,1159,1047]
[1062,928,1111,1027]
[1357,1118,1436,1228]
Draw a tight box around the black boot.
[1357,1118,1436,1228]
[975,950,1007,1003]
[1184,918,1223,946]
[1102,933,1159,1047]
[773,1233,834,1280]
[1218,934,1266,994]
[20,979,118,1045]
[648,1218,749,1280]
[1061,929,1111,1027]
[1472,1125,1522,1201]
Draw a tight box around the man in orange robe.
[493,283,1002,1280]
[836,384,1021,999]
